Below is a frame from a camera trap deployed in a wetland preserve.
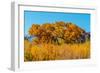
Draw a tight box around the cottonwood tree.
[28,21,86,45]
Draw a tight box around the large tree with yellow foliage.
[28,21,87,45]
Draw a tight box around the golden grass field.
[24,40,90,61]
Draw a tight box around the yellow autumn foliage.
[24,21,90,61]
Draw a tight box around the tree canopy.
[28,21,89,45]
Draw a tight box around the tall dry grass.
[24,40,90,61]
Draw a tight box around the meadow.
[24,40,90,61]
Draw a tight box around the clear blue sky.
[24,11,90,35]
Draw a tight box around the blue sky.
[24,11,90,35]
